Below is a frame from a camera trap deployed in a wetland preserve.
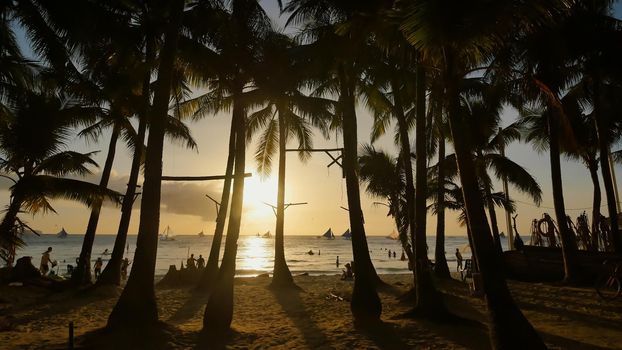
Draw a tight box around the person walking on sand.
[197,254,205,269]
[455,248,463,271]
[94,257,103,279]
[121,258,131,280]
[39,247,54,275]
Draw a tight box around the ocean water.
[18,234,506,278]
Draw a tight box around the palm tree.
[359,145,412,260]
[281,0,387,321]
[247,31,333,288]
[202,0,273,333]
[107,0,184,328]
[0,86,120,266]
[563,1,622,252]
[397,0,569,347]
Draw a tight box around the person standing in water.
[94,257,103,279]
[455,248,463,271]
[39,247,53,275]
[336,256,340,267]
[120,258,131,280]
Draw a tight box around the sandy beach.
[0,273,620,349]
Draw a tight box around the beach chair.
[461,259,473,282]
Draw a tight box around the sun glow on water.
[237,236,273,273]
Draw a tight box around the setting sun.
[242,175,279,226]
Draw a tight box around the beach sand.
[0,273,621,349]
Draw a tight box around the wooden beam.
[161,173,252,181]
[285,148,343,152]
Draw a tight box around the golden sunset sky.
[1,1,621,237]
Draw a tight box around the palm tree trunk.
[73,123,120,285]
[107,0,183,328]
[271,108,295,288]
[391,77,417,284]
[484,188,504,254]
[593,82,621,253]
[587,160,601,251]
[339,65,381,321]
[0,190,24,267]
[197,116,236,292]
[547,109,578,282]
[434,134,451,278]
[97,45,153,286]
[203,86,246,333]
[412,63,445,315]
[445,56,545,349]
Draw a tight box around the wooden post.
[68,321,74,350]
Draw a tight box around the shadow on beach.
[271,286,331,348]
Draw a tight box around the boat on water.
[262,230,272,238]
[159,226,176,241]
[198,230,205,237]
[56,227,68,238]
[386,229,399,240]
[341,229,351,240]
[321,228,335,240]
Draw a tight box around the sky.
[2,1,622,237]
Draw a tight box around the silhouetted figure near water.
[39,247,54,275]
[197,255,205,269]
[120,258,131,280]
[94,257,103,279]
[341,263,353,280]
[187,254,196,269]
[336,256,339,267]
[388,249,392,258]
[455,248,463,271]
[392,251,396,259]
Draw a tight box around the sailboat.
[56,227,68,238]
[386,229,399,240]
[198,230,205,237]
[341,229,351,240]
[159,226,175,241]
[321,228,335,240]
[262,230,272,238]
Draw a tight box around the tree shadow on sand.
[166,289,210,325]
[270,287,330,348]
[78,321,197,350]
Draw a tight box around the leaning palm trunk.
[484,186,504,254]
[434,133,451,278]
[411,64,446,315]
[587,160,601,251]
[97,38,154,287]
[593,83,621,253]
[547,108,578,282]
[445,59,545,349]
[107,0,183,328]
[197,117,236,292]
[340,66,381,321]
[203,89,246,333]
[73,123,120,285]
[271,111,295,288]
[0,191,25,266]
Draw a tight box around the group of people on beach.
[38,246,131,281]
[185,254,205,269]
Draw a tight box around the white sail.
[159,226,175,241]
[386,229,399,240]
[262,230,272,238]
